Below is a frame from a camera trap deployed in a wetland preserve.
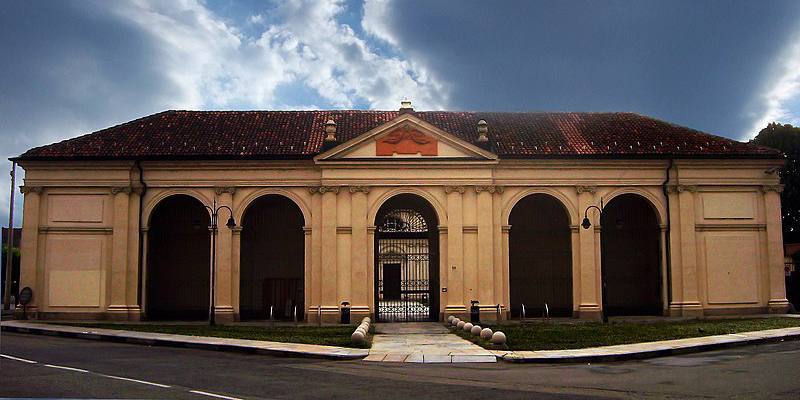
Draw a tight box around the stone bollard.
[463,322,473,332]
[447,315,455,323]
[491,331,507,347]
[480,327,493,340]
[471,325,482,336]
[452,318,461,326]
[457,320,466,329]
[352,317,371,344]
[351,330,366,344]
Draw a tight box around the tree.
[751,122,800,241]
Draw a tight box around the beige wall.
[16,157,790,321]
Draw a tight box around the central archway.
[374,193,439,322]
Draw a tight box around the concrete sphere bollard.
[463,322,473,332]
[452,318,461,326]
[471,325,482,336]
[480,327,493,340]
[351,330,366,344]
[364,317,371,323]
[356,326,367,334]
[491,331,507,345]
[447,315,455,323]
[456,320,466,329]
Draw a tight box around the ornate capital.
[575,185,597,194]
[677,185,698,193]
[19,186,42,194]
[110,186,133,195]
[761,184,784,193]
[349,185,371,194]
[445,185,465,194]
[214,186,237,195]
[475,185,504,194]
[308,186,339,194]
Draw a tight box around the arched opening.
[601,193,662,316]
[239,195,305,321]
[509,194,573,318]
[374,193,439,322]
[146,195,210,320]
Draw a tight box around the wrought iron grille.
[375,208,436,322]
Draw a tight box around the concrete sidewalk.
[495,326,800,363]
[365,322,496,363]
[0,320,368,360]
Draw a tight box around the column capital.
[501,224,511,233]
[474,185,504,194]
[19,186,42,194]
[575,185,597,194]
[445,185,465,194]
[761,184,784,193]
[110,186,133,195]
[677,185,698,193]
[308,186,340,194]
[348,185,371,194]
[214,186,237,195]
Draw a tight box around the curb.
[1,322,369,361]
[497,329,800,363]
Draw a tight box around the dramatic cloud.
[748,30,800,136]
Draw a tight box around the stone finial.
[399,99,414,114]
[476,119,489,143]
[324,119,337,142]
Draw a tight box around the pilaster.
[108,186,131,320]
[349,186,369,314]
[336,189,352,307]
[475,186,495,305]
[17,186,42,317]
[576,185,601,320]
[320,186,338,317]
[445,186,465,313]
[214,187,235,322]
[763,185,790,312]
[676,185,702,316]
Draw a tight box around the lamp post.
[205,198,236,327]
[581,199,608,323]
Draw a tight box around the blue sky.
[1,0,800,225]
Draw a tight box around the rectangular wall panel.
[705,234,759,304]
[48,194,105,223]
[46,235,104,307]
[701,192,755,219]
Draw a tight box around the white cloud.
[748,29,800,137]
[103,0,448,110]
[362,0,399,47]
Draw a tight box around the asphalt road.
[1,332,800,399]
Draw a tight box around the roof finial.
[324,119,337,142]
[399,99,413,114]
[476,119,489,142]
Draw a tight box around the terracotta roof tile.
[15,110,780,160]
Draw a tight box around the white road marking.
[189,389,243,400]
[1,354,37,364]
[98,373,172,388]
[43,364,89,373]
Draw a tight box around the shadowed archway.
[601,193,663,316]
[239,195,305,321]
[146,195,210,320]
[509,193,573,318]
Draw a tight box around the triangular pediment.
[315,113,497,162]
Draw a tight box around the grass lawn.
[452,317,800,351]
[57,323,371,349]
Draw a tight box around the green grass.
[58,323,372,349]
[452,317,800,351]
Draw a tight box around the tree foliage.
[751,123,800,241]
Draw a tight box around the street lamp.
[205,197,236,326]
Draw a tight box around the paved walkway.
[364,322,496,363]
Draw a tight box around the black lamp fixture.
[205,197,236,326]
[581,204,603,230]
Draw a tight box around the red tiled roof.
[15,110,780,160]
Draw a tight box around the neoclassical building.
[13,104,790,322]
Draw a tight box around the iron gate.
[375,209,437,322]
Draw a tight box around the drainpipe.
[662,159,673,311]
[136,160,147,314]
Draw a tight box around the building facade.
[13,106,791,322]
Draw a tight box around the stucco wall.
[15,157,790,322]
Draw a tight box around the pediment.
[315,113,497,162]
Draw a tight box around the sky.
[1,0,800,226]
